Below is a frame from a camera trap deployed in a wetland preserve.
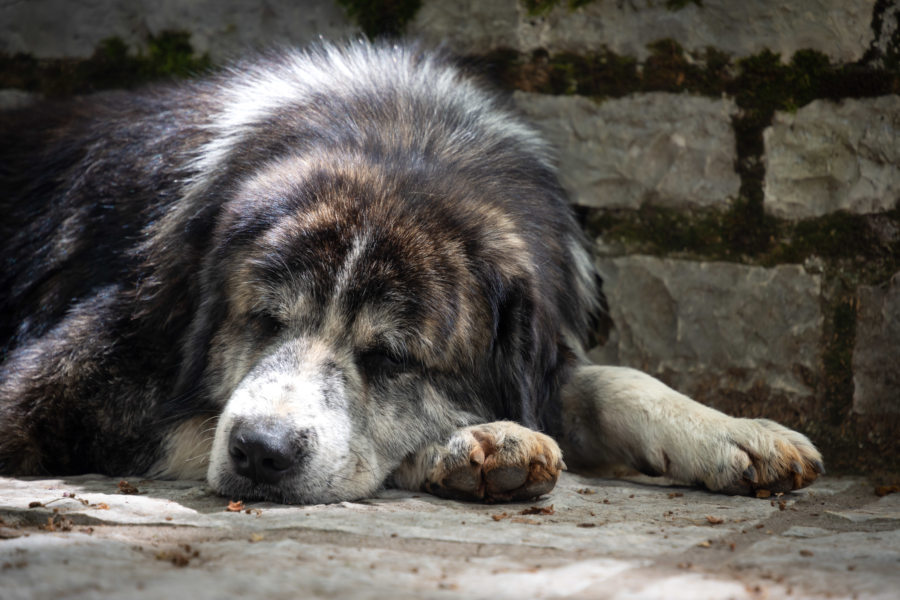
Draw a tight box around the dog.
[0,42,823,504]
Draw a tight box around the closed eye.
[357,347,409,380]
[250,311,284,338]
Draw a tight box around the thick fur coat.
[0,43,823,504]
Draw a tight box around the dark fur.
[0,44,607,484]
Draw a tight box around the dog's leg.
[391,421,566,502]
[560,364,824,494]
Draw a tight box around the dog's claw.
[813,460,826,475]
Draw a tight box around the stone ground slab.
[2,473,897,599]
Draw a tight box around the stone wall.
[1,0,898,474]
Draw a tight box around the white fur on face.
[206,338,383,504]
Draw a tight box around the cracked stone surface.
[514,92,740,209]
[410,0,876,63]
[1,474,897,599]
[4,1,877,66]
[764,97,900,218]
[0,0,355,61]
[591,256,823,402]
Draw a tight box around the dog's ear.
[487,278,566,430]
[582,271,612,348]
[171,256,227,402]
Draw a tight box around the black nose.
[228,421,308,485]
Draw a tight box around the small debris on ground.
[874,485,899,497]
[117,480,140,495]
[519,505,554,516]
[156,544,199,567]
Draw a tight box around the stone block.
[853,272,900,415]
[514,92,740,209]
[764,97,900,218]
[591,256,823,399]
[0,90,37,110]
[410,0,876,63]
[0,0,354,61]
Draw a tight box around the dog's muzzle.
[227,419,314,486]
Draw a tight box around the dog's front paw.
[705,418,825,496]
[423,422,565,502]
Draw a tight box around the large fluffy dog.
[0,43,823,504]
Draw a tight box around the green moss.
[730,49,830,118]
[0,32,210,97]
[584,201,779,261]
[586,206,899,274]
[665,0,702,10]
[864,0,900,72]
[521,0,698,16]
[821,296,856,424]
[485,42,898,107]
[336,0,422,39]
[521,0,596,17]
[475,48,639,98]
[642,39,731,96]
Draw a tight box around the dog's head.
[164,46,605,503]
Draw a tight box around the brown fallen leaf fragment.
[28,501,43,509]
[799,549,814,557]
[668,492,684,499]
[519,505,554,516]
[117,480,140,495]
[575,488,596,495]
[576,523,596,528]
[706,515,725,525]
[509,517,540,525]
[95,503,110,510]
[491,513,509,521]
[156,551,190,567]
[226,500,245,512]
[43,515,73,532]
[755,489,772,499]
[156,545,200,567]
[875,485,900,497]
